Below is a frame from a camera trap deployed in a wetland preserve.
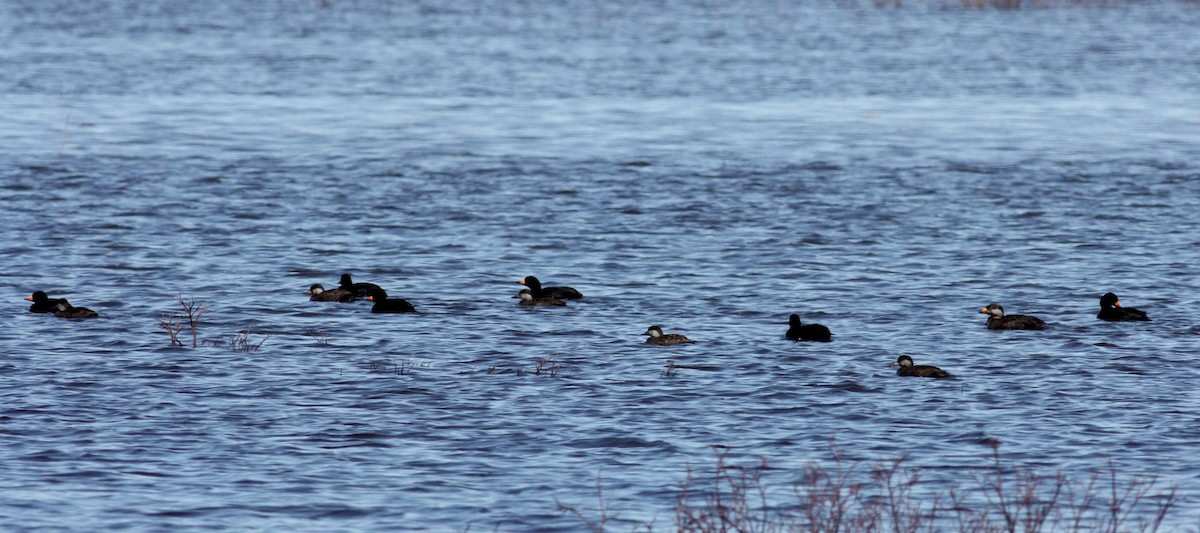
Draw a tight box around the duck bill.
[1114,301,1122,308]
[979,308,988,314]
[25,295,34,301]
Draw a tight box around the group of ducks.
[307,274,586,312]
[894,292,1150,378]
[306,273,416,313]
[305,276,1150,381]
[26,273,1152,380]
[24,291,99,318]
[640,315,834,346]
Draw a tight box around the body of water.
[2,1,1200,530]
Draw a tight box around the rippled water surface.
[3,1,1200,531]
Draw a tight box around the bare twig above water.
[157,314,184,347]
[225,322,269,352]
[563,441,1182,533]
[535,355,563,377]
[158,295,207,348]
[305,328,330,345]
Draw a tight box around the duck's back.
[541,286,583,300]
[55,306,99,319]
[347,283,382,298]
[521,296,566,307]
[372,298,416,313]
[1098,307,1150,322]
[989,315,1045,330]
[648,334,692,346]
[311,288,355,302]
[898,365,949,378]
[787,323,832,342]
[30,300,60,313]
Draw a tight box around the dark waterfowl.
[980,303,1045,330]
[307,283,355,302]
[785,314,832,342]
[890,355,949,378]
[643,325,693,346]
[339,273,383,299]
[52,299,99,319]
[518,276,582,300]
[1097,292,1150,322]
[26,291,62,313]
[368,288,416,314]
[514,289,566,307]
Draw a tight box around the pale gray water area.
[3,1,1200,530]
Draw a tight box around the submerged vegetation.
[482,354,567,377]
[562,444,1181,532]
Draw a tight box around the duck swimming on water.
[307,283,355,302]
[52,299,99,319]
[643,325,693,346]
[26,291,62,313]
[1097,292,1150,321]
[518,276,582,300]
[785,314,832,342]
[368,288,416,313]
[339,273,383,299]
[980,303,1045,330]
[890,355,949,378]
[514,289,566,307]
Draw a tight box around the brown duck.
[980,303,1045,330]
[52,299,99,319]
[514,289,566,307]
[890,355,949,378]
[307,283,355,302]
[643,325,693,346]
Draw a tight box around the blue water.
[3,1,1200,531]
